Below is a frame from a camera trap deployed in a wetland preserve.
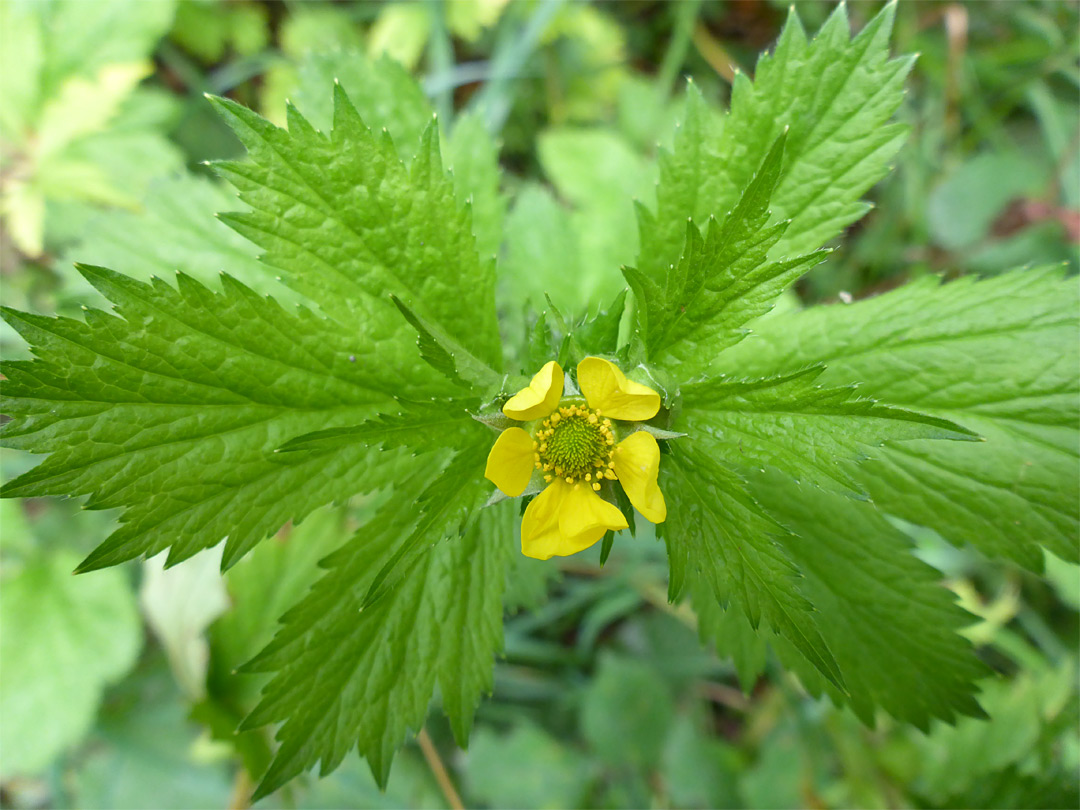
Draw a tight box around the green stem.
[425,0,455,124]
[656,0,703,100]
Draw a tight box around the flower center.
[533,404,617,491]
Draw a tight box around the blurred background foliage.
[1,1,1077,808]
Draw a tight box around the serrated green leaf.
[391,294,500,389]
[717,268,1079,568]
[208,84,502,371]
[662,444,844,692]
[0,552,141,777]
[747,469,989,729]
[361,438,494,607]
[241,474,513,798]
[278,401,477,455]
[284,53,504,260]
[560,289,629,365]
[625,133,825,369]
[0,266,442,571]
[639,4,910,282]
[278,51,432,153]
[679,365,977,494]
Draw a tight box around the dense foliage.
[2,1,1077,808]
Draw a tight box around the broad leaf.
[679,366,976,494]
[748,469,989,729]
[716,268,1080,568]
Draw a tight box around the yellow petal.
[613,431,667,524]
[559,484,628,553]
[577,356,660,421]
[521,480,569,560]
[484,427,536,496]
[503,361,564,421]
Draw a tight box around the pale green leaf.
[0,552,141,777]
[538,128,653,300]
[446,111,506,261]
[580,654,674,768]
[501,183,583,314]
[35,0,175,96]
[139,546,229,700]
[0,0,44,142]
[63,173,294,301]
[464,722,590,810]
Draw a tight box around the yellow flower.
[484,357,667,560]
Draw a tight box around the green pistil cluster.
[533,404,618,490]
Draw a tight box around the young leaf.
[624,134,825,368]
[391,294,500,389]
[277,401,478,455]
[679,366,976,495]
[240,473,513,798]
[716,267,1079,568]
[0,266,450,571]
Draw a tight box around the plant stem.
[417,727,465,810]
[656,0,703,99]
